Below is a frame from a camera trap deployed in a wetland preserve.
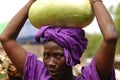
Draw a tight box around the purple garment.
[35,26,88,66]
[23,52,116,80]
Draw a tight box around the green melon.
[28,0,94,29]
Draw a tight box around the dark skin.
[0,0,118,80]
[43,41,74,80]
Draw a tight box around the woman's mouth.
[48,70,58,76]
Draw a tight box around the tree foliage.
[84,33,102,57]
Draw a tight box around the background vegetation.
[84,33,102,57]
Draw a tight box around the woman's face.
[43,41,69,79]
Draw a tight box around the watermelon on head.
[28,0,94,29]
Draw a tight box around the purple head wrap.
[35,26,88,66]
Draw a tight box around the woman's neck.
[51,67,75,80]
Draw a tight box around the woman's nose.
[47,57,56,66]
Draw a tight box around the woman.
[0,0,118,80]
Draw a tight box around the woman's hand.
[89,0,102,5]
[30,0,36,2]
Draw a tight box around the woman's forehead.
[44,41,57,46]
[44,41,63,50]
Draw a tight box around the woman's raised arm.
[0,0,36,75]
[90,0,118,79]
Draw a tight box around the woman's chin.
[49,71,58,77]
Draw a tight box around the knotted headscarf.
[35,26,88,66]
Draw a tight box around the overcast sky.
[0,0,120,33]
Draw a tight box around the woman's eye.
[43,53,49,58]
[56,54,64,58]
